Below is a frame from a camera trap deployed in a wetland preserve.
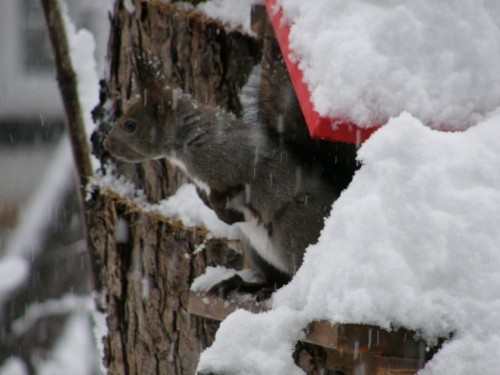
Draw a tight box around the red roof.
[265,0,381,144]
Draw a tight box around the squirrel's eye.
[123,120,137,133]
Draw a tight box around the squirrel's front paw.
[208,275,275,301]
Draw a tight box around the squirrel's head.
[104,87,180,162]
[104,47,180,162]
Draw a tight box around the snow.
[198,113,500,374]
[90,293,108,375]
[123,0,135,13]
[191,266,259,292]
[3,0,496,373]
[277,0,500,130]
[115,217,130,243]
[61,0,101,169]
[90,163,147,202]
[94,168,241,240]
[200,306,307,375]
[197,0,263,35]
[192,2,500,373]
[153,184,241,239]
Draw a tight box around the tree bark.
[87,1,261,374]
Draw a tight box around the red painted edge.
[264,0,381,144]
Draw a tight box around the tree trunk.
[87,1,261,374]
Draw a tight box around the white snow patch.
[153,184,241,239]
[94,168,241,240]
[115,217,129,243]
[278,0,500,130]
[90,164,147,203]
[198,112,500,374]
[197,0,263,35]
[198,306,307,375]
[123,0,135,13]
[191,266,259,292]
[61,0,100,168]
[90,293,108,375]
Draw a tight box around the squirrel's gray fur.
[104,50,356,291]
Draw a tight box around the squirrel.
[104,49,357,296]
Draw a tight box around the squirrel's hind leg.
[209,245,291,301]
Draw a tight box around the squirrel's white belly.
[236,212,289,275]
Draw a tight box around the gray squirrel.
[104,49,357,295]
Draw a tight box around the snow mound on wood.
[198,111,500,374]
[197,0,263,35]
[280,0,500,129]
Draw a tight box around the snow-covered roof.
[274,0,500,134]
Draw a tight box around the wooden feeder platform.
[188,292,432,374]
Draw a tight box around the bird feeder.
[264,0,381,144]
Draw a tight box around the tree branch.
[39,0,93,194]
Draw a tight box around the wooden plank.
[187,292,268,321]
[305,322,428,359]
[188,292,428,374]
[374,356,426,375]
[188,292,427,359]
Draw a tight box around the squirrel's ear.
[146,88,166,117]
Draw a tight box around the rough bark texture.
[87,1,261,374]
[86,193,244,375]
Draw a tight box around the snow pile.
[90,164,148,202]
[278,0,500,129]
[198,112,500,374]
[154,184,241,239]
[61,0,101,169]
[94,169,241,240]
[200,306,307,375]
[191,266,259,292]
[197,0,263,35]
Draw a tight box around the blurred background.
[0,0,110,373]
